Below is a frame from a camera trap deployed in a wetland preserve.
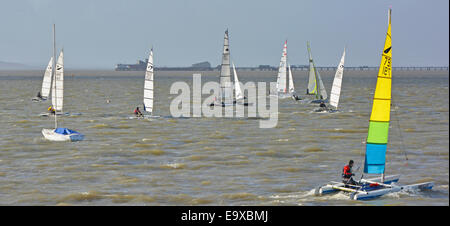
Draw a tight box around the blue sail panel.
[364,143,387,174]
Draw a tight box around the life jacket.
[342,165,352,179]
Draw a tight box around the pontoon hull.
[42,128,84,142]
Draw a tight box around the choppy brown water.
[0,70,448,205]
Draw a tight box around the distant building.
[191,61,211,69]
[115,59,147,71]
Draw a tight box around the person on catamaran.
[36,91,43,99]
[48,106,55,115]
[292,94,301,101]
[134,107,143,117]
[319,101,328,111]
[342,160,358,186]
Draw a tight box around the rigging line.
[391,99,409,166]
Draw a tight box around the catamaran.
[306,42,327,104]
[314,9,433,200]
[210,29,249,107]
[315,48,346,113]
[42,24,84,142]
[32,57,53,102]
[271,40,299,100]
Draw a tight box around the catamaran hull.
[269,93,292,99]
[32,97,47,102]
[316,175,400,195]
[310,99,328,104]
[42,128,84,142]
[351,182,434,200]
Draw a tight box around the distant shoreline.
[0,69,448,78]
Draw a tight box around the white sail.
[288,63,295,93]
[276,41,288,93]
[143,48,154,113]
[317,69,327,100]
[217,29,233,104]
[232,62,244,100]
[52,50,64,112]
[41,57,53,98]
[306,42,317,94]
[329,48,346,109]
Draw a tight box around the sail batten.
[364,9,392,175]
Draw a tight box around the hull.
[352,182,434,200]
[32,97,47,102]
[310,99,328,104]
[315,175,433,200]
[316,175,400,195]
[269,92,292,99]
[42,128,84,142]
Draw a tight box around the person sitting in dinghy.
[342,160,358,186]
[36,91,43,100]
[48,106,56,115]
[134,107,143,117]
[292,94,301,101]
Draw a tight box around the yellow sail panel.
[370,9,392,123]
[370,98,391,122]
[373,77,391,100]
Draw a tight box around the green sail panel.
[367,121,390,144]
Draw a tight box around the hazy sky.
[0,0,448,69]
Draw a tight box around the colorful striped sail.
[364,9,392,174]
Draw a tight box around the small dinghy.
[314,9,433,200]
[42,24,83,142]
[130,47,161,119]
[42,127,84,142]
[306,41,327,104]
[270,41,300,100]
[210,30,252,107]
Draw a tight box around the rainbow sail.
[364,9,392,174]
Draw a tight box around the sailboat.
[271,40,298,100]
[210,29,249,107]
[32,57,53,102]
[314,48,346,113]
[138,48,160,119]
[306,42,327,104]
[42,24,84,142]
[314,9,433,200]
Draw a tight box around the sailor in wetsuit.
[134,107,143,117]
[342,160,358,186]
[48,106,56,115]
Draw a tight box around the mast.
[53,24,57,129]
